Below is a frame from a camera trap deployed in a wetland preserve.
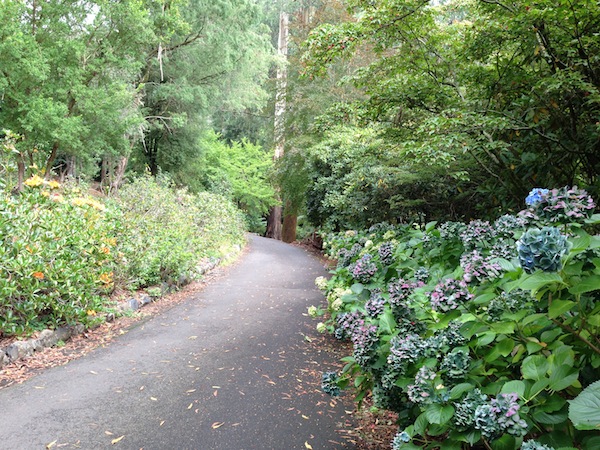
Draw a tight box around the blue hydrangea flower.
[525,188,549,207]
[321,371,340,396]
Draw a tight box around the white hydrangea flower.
[316,322,327,333]
[364,240,373,248]
[307,305,318,318]
[331,298,343,311]
[314,276,328,291]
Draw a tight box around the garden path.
[0,235,355,449]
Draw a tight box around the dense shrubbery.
[313,187,600,449]
[0,176,246,337]
[115,176,246,289]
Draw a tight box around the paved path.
[0,236,355,450]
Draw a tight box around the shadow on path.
[0,235,356,450]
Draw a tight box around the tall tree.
[0,0,159,190]
[134,0,274,180]
[266,10,289,240]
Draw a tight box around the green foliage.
[115,176,246,289]
[302,125,471,230]
[173,131,276,232]
[299,0,600,220]
[0,0,155,178]
[0,177,118,336]
[0,174,247,337]
[315,188,600,449]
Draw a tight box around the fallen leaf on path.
[188,336,198,340]
[186,389,196,393]
[105,431,114,436]
[305,442,313,449]
[211,422,225,429]
[150,397,157,401]
[90,371,98,375]
[302,415,309,420]
[46,440,57,449]
[160,421,165,426]
[111,436,125,445]
[187,403,193,410]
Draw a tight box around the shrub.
[0,178,118,335]
[316,186,600,449]
[115,176,246,289]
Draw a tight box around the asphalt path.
[0,236,355,450]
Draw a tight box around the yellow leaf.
[105,431,114,436]
[302,415,309,420]
[46,440,57,449]
[111,436,125,445]
[150,397,157,401]
[211,422,225,429]
[187,403,193,410]
[305,442,313,449]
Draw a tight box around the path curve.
[0,236,355,449]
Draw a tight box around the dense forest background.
[1,0,599,235]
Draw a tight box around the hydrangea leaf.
[500,380,526,397]
[449,383,475,400]
[522,355,549,381]
[569,381,600,430]
[424,403,454,425]
[518,271,564,292]
[568,275,600,295]
[490,434,516,450]
[548,300,576,319]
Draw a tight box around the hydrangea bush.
[314,186,600,449]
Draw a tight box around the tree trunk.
[282,209,297,243]
[266,11,289,240]
[266,206,282,240]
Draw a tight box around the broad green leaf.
[490,321,516,334]
[518,271,564,292]
[532,408,568,425]
[500,380,526,397]
[378,310,396,334]
[413,412,429,435]
[569,380,600,430]
[484,338,515,363]
[450,383,475,400]
[424,404,454,425]
[350,283,364,294]
[527,378,550,399]
[569,275,600,295]
[490,434,516,450]
[522,355,549,380]
[548,299,576,319]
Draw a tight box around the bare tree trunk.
[109,156,128,195]
[282,204,297,243]
[266,11,289,240]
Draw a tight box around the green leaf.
[518,271,563,292]
[378,310,396,334]
[489,321,516,334]
[350,283,364,294]
[500,380,526,397]
[522,355,549,380]
[584,213,600,225]
[450,383,475,400]
[490,434,516,450]
[548,299,576,319]
[532,408,568,425]
[569,379,600,430]
[549,365,579,392]
[569,275,600,294]
[413,412,429,435]
[424,404,454,425]
[484,338,515,362]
